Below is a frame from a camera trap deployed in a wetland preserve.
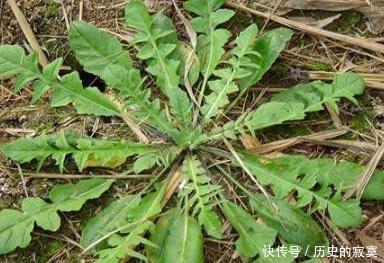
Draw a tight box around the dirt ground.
[0,0,384,262]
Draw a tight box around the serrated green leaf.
[0,46,56,103]
[101,64,181,140]
[96,229,150,263]
[184,0,227,17]
[69,20,184,140]
[221,200,277,260]
[239,28,293,91]
[272,72,364,114]
[206,101,305,141]
[80,195,141,250]
[21,197,61,231]
[206,72,365,142]
[51,72,121,116]
[2,132,168,172]
[0,45,126,117]
[95,185,166,263]
[0,209,34,253]
[0,179,112,254]
[14,72,37,93]
[196,29,232,78]
[201,24,259,122]
[124,0,151,31]
[198,209,222,239]
[0,45,26,77]
[133,155,157,173]
[240,154,363,228]
[0,2,375,261]
[125,0,192,128]
[13,52,40,92]
[180,156,222,239]
[49,179,114,211]
[333,71,365,103]
[69,21,132,77]
[128,184,166,222]
[267,155,384,201]
[249,193,328,256]
[42,58,62,80]
[31,79,50,103]
[184,0,234,78]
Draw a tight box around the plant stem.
[121,113,149,143]
[223,89,245,115]
[192,74,209,126]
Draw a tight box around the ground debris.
[0,172,23,199]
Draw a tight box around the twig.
[303,138,377,153]
[0,84,28,101]
[16,164,28,197]
[246,129,348,154]
[7,0,48,66]
[105,91,149,143]
[222,138,273,204]
[161,168,182,207]
[121,113,150,143]
[0,128,36,136]
[305,71,384,91]
[305,71,384,81]
[259,0,282,34]
[325,103,343,128]
[226,1,384,53]
[79,0,83,21]
[60,1,70,31]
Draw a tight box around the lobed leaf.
[180,156,222,238]
[69,21,133,77]
[80,195,141,250]
[95,185,166,263]
[0,45,124,117]
[206,72,365,142]
[69,20,188,141]
[51,72,121,116]
[0,179,113,254]
[0,45,59,103]
[238,28,293,92]
[101,64,181,141]
[266,155,384,201]
[249,193,329,256]
[125,0,193,128]
[184,0,234,78]
[272,72,364,114]
[0,2,375,261]
[221,200,278,261]
[240,154,363,228]
[2,132,171,172]
[0,45,26,77]
[201,24,259,122]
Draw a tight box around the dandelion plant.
[1,0,383,262]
